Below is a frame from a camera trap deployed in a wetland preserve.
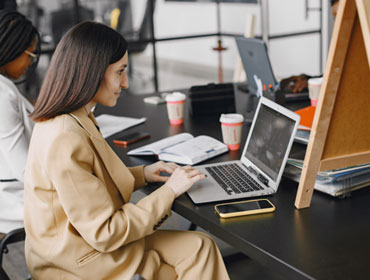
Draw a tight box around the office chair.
[116,0,157,77]
[127,0,156,53]
[0,227,30,280]
[50,5,94,46]
[112,0,134,37]
[0,265,10,280]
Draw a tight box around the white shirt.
[0,74,34,233]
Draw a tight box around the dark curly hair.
[0,10,40,68]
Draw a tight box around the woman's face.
[0,38,37,80]
[92,52,129,107]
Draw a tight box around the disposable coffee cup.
[308,77,322,107]
[166,92,186,125]
[220,113,244,150]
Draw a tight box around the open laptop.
[187,97,300,204]
[235,37,309,101]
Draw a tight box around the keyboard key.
[206,163,264,195]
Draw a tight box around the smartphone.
[214,199,275,218]
[113,132,150,147]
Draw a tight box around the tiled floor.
[3,54,285,279]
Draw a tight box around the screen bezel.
[240,97,300,191]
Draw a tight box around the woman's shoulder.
[30,115,94,165]
[35,114,87,134]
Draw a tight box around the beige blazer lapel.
[69,109,134,203]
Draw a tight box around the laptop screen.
[244,103,296,181]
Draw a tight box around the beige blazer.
[24,108,175,279]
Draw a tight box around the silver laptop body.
[187,97,300,204]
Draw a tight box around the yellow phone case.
[215,198,276,218]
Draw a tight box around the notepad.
[294,106,316,144]
[295,106,316,130]
[127,133,228,165]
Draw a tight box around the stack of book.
[290,105,370,197]
[284,159,370,197]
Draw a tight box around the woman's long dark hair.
[0,10,40,69]
[30,21,128,122]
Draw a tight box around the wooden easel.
[295,0,370,209]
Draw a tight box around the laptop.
[235,37,309,101]
[187,97,300,204]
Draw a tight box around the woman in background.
[25,21,229,280]
[0,10,39,237]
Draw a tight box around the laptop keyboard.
[205,163,264,195]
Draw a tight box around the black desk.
[95,89,370,280]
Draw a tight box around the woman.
[0,10,39,236]
[25,22,229,280]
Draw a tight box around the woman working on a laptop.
[24,21,230,280]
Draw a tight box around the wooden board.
[295,0,370,209]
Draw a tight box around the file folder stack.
[284,159,370,197]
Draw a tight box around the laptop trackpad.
[188,176,226,197]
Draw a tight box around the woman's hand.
[165,166,206,198]
[144,161,179,183]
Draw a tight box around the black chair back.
[50,6,94,46]
[128,0,157,54]
[0,228,29,280]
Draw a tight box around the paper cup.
[166,92,186,125]
[220,113,244,150]
[308,77,322,107]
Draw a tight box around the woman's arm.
[47,131,175,252]
[129,161,178,192]
[128,165,147,191]
[0,89,30,182]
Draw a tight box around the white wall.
[151,0,329,80]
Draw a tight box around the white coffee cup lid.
[308,77,323,86]
[166,92,186,102]
[220,113,244,124]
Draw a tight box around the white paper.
[162,136,227,164]
[95,114,146,138]
[128,133,193,155]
